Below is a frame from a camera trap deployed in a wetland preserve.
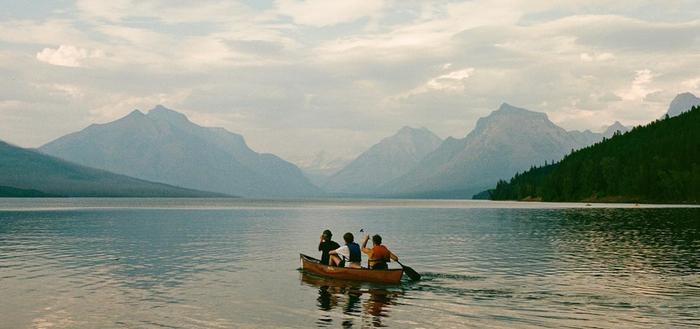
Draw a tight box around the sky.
[1,0,699,164]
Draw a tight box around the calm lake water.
[0,199,698,328]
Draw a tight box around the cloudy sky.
[1,1,699,163]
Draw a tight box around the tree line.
[488,107,700,203]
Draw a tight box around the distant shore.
[0,197,697,212]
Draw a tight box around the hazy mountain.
[562,121,628,147]
[39,105,321,197]
[667,92,700,117]
[569,129,602,146]
[296,151,351,187]
[0,140,223,197]
[602,121,630,138]
[379,103,591,198]
[323,126,442,194]
[490,106,700,203]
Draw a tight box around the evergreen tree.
[489,106,700,203]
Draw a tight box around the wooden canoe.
[300,254,403,284]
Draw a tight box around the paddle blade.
[398,261,421,281]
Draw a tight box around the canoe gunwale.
[300,253,403,284]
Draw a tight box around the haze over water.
[0,199,698,328]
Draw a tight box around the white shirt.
[333,245,359,268]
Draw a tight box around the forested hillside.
[0,141,226,197]
[488,107,700,203]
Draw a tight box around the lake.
[0,198,698,328]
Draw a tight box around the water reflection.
[300,272,404,328]
[554,208,700,274]
[1,200,698,328]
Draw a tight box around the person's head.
[322,229,332,240]
[372,234,382,246]
[343,232,354,244]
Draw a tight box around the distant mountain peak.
[323,126,442,194]
[676,92,697,98]
[497,102,525,112]
[603,121,629,138]
[127,109,145,117]
[606,121,626,130]
[379,102,587,197]
[147,105,190,124]
[473,103,549,134]
[497,102,517,111]
[397,126,416,133]
[39,105,320,197]
[396,126,433,136]
[114,109,146,125]
[667,92,700,117]
[493,103,547,119]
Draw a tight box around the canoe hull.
[300,254,403,284]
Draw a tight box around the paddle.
[397,260,421,281]
[361,228,421,281]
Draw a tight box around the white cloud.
[682,77,700,92]
[0,19,90,45]
[276,0,384,27]
[36,45,103,67]
[426,68,475,91]
[392,68,475,101]
[580,52,615,62]
[47,84,84,100]
[74,0,132,23]
[616,69,661,101]
[75,0,252,24]
[3,1,700,159]
[311,1,525,64]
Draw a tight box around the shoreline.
[0,197,698,211]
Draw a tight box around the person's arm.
[319,234,324,251]
[361,235,372,254]
[389,250,399,261]
[332,246,348,257]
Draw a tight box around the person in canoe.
[318,229,340,265]
[361,234,398,270]
[329,232,362,268]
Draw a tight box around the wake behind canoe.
[300,254,403,284]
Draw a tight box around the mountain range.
[374,103,602,197]
[39,105,320,198]
[322,102,639,198]
[323,127,442,194]
[6,92,693,199]
[0,140,222,197]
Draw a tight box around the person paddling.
[318,229,340,265]
[329,232,362,268]
[361,234,398,270]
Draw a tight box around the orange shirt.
[369,245,391,264]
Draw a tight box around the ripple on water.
[0,202,698,328]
